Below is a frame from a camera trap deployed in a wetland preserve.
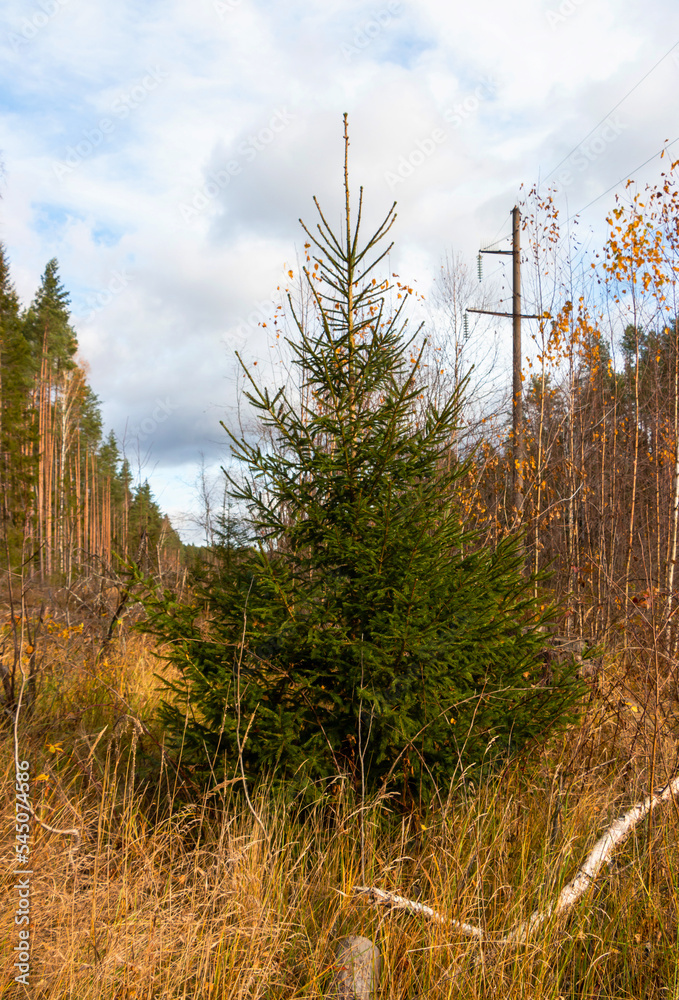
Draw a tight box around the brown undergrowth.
[2,626,679,1000]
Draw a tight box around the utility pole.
[511,206,523,514]
[468,206,540,538]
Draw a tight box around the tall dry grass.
[2,629,679,999]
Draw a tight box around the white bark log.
[353,775,679,948]
[503,774,679,944]
[352,886,483,940]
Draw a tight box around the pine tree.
[20,258,80,576]
[145,124,583,803]
[23,258,77,374]
[0,244,35,543]
[0,246,182,583]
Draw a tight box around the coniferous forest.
[4,146,679,997]
[0,249,183,701]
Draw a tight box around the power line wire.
[568,136,679,223]
[482,221,512,250]
[542,37,679,184]
[480,40,679,261]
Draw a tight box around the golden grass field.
[2,626,679,999]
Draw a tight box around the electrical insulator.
[477,252,483,282]
[463,312,469,339]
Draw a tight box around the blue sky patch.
[32,201,83,238]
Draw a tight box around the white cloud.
[1,0,678,538]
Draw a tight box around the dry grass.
[2,630,679,999]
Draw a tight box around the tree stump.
[331,936,382,999]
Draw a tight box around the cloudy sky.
[1,0,678,540]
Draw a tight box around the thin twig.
[235,578,270,844]
[13,662,82,860]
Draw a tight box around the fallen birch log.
[504,774,679,944]
[353,774,679,948]
[352,886,483,940]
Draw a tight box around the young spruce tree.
[147,121,582,802]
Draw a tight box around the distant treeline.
[0,245,182,586]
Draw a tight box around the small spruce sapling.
[145,119,582,803]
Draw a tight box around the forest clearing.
[3,114,679,998]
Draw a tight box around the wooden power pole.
[511,205,523,513]
[468,206,540,535]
